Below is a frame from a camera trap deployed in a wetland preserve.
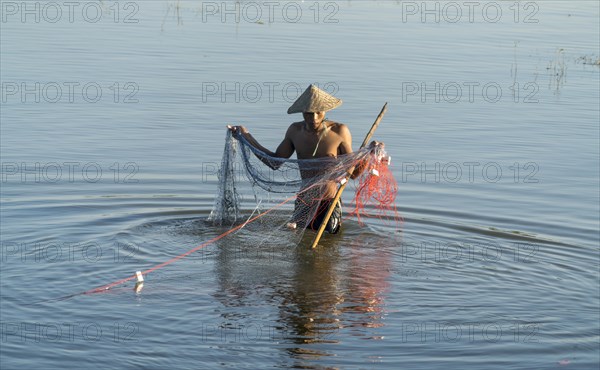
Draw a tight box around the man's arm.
[337,124,363,179]
[337,124,383,179]
[228,125,294,169]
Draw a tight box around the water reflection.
[162,0,183,31]
[547,48,567,94]
[343,234,392,329]
[211,228,393,364]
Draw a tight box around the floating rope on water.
[83,192,299,295]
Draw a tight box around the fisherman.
[228,84,380,234]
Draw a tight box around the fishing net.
[208,130,400,248]
[81,128,400,296]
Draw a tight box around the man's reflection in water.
[282,233,392,352]
[211,229,394,363]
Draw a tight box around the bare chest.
[292,130,341,159]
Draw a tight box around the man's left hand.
[368,140,384,149]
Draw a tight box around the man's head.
[287,84,342,115]
[302,111,326,129]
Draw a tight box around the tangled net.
[79,130,400,295]
[208,130,400,247]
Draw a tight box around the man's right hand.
[226,125,248,137]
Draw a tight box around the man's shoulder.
[326,120,350,134]
[286,121,303,132]
[284,121,303,138]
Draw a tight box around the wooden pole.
[310,102,388,249]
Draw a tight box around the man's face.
[302,111,326,129]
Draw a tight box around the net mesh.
[208,130,400,247]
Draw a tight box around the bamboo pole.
[310,103,388,249]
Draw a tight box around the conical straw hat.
[287,84,342,114]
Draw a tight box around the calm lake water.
[1,1,599,369]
